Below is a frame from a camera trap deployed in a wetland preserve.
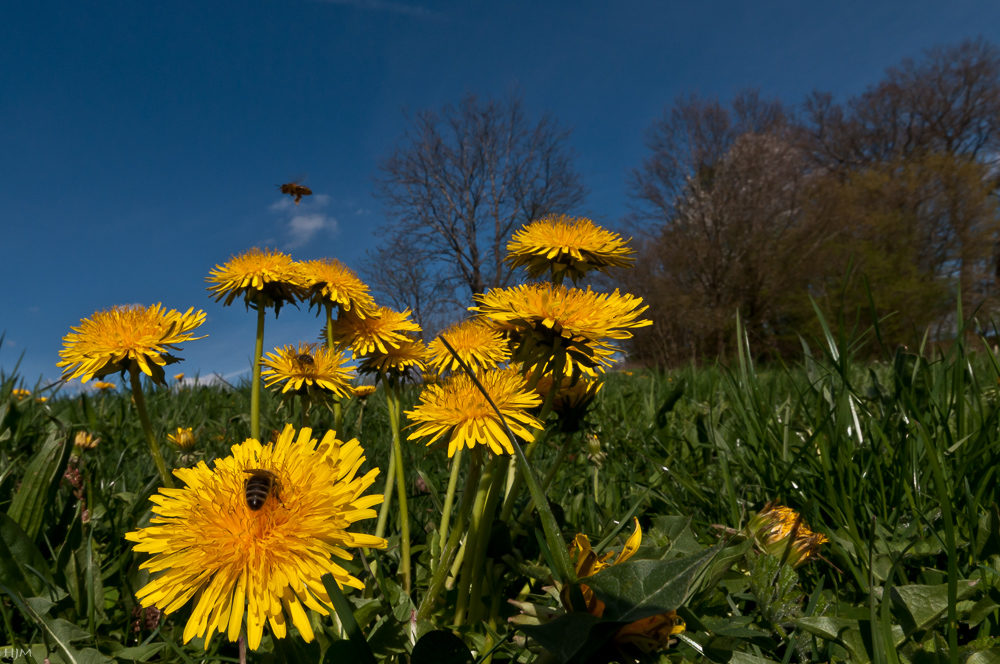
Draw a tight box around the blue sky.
[3,1,999,389]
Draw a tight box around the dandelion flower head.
[301,258,377,319]
[427,319,510,375]
[353,385,377,399]
[406,368,543,457]
[91,381,117,391]
[207,248,307,315]
[325,306,421,356]
[167,427,198,452]
[74,431,100,451]
[358,336,428,380]
[506,215,635,283]
[125,424,386,651]
[262,343,354,398]
[747,501,828,567]
[58,305,206,385]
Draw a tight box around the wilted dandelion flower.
[427,319,510,375]
[301,258,377,319]
[472,284,650,376]
[91,381,117,391]
[125,424,386,651]
[167,427,198,452]
[74,431,100,451]
[506,215,636,283]
[262,343,354,398]
[406,368,543,457]
[326,306,421,356]
[747,501,828,567]
[564,520,685,652]
[58,305,207,384]
[207,248,306,315]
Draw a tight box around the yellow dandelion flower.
[326,306,421,356]
[358,337,428,378]
[125,424,386,651]
[207,248,307,315]
[506,215,635,283]
[301,258,377,318]
[11,389,31,399]
[406,368,543,457]
[427,319,510,375]
[472,284,650,376]
[174,373,185,382]
[58,305,207,385]
[35,397,47,403]
[262,343,354,398]
[534,373,603,413]
[74,431,100,451]
[353,385,377,399]
[91,381,117,391]
[564,519,685,653]
[167,427,198,452]
[747,501,828,567]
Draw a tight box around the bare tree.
[373,92,587,303]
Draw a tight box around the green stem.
[251,304,266,441]
[129,368,173,489]
[417,448,483,620]
[374,435,396,540]
[387,385,411,593]
[454,453,499,626]
[513,432,574,527]
[467,456,511,625]
[300,394,311,430]
[333,400,343,437]
[499,428,551,523]
[438,445,465,550]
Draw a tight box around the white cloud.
[286,214,339,249]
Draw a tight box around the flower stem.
[386,385,411,593]
[498,427,552,523]
[454,453,498,625]
[250,304,266,441]
[333,400,343,436]
[374,435,396,540]
[417,448,483,620]
[467,455,511,625]
[438,446,464,550]
[128,368,173,489]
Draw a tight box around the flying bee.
[243,468,282,511]
[277,182,312,205]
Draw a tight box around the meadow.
[3,309,1000,664]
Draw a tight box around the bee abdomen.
[244,477,273,511]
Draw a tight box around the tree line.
[364,38,1000,367]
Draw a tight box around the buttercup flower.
[262,343,354,398]
[427,319,510,375]
[747,501,828,567]
[58,305,207,385]
[406,368,543,457]
[301,258,377,319]
[125,424,386,650]
[326,306,422,356]
[74,431,101,451]
[565,520,685,653]
[506,215,636,283]
[167,427,198,452]
[207,248,307,315]
[472,284,650,376]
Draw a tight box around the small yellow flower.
[406,368,543,457]
[174,373,185,382]
[91,381,117,391]
[747,501,828,567]
[301,258,377,319]
[125,424,386,651]
[262,343,354,398]
[326,306,422,356]
[34,397,47,403]
[506,215,635,283]
[167,427,198,451]
[472,283,650,376]
[564,519,685,653]
[11,389,31,399]
[206,248,307,315]
[426,319,510,375]
[58,304,207,385]
[74,431,101,451]
[353,385,377,399]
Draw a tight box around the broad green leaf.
[7,428,72,541]
[518,612,617,664]
[890,580,979,635]
[730,652,782,664]
[20,597,113,664]
[585,545,719,623]
[967,649,1000,664]
[0,512,54,598]
[111,643,168,661]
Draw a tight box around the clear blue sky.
[3,1,999,389]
